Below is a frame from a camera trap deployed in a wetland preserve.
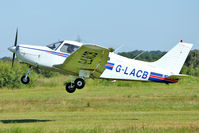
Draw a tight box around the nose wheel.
[21,66,31,84]
[21,75,30,84]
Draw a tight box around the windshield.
[47,41,63,50]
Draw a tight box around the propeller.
[11,29,18,68]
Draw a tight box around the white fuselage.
[17,45,67,68]
[16,44,172,83]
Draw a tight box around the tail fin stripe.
[149,72,178,83]
[150,72,163,77]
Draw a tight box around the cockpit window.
[47,41,63,50]
[60,43,80,54]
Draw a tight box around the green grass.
[0,76,199,133]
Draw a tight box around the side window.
[60,43,79,54]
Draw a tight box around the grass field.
[0,76,199,133]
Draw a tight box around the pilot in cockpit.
[67,44,74,53]
[60,43,80,54]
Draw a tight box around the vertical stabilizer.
[152,42,193,74]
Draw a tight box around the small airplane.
[8,30,193,93]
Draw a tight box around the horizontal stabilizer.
[166,74,189,80]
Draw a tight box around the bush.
[33,68,61,78]
[0,61,37,88]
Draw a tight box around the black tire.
[65,83,76,93]
[74,78,85,89]
[21,75,30,84]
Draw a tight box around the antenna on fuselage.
[114,44,124,53]
[133,51,145,60]
[76,35,81,42]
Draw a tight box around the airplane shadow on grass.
[0,119,53,124]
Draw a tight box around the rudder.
[152,42,193,74]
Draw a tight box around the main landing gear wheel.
[21,75,30,84]
[65,83,76,93]
[74,78,85,89]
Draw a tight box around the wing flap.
[54,44,109,78]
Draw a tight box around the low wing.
[54,44,109,78]
[166,74,189,80]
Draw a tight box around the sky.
[0,0,199,57]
